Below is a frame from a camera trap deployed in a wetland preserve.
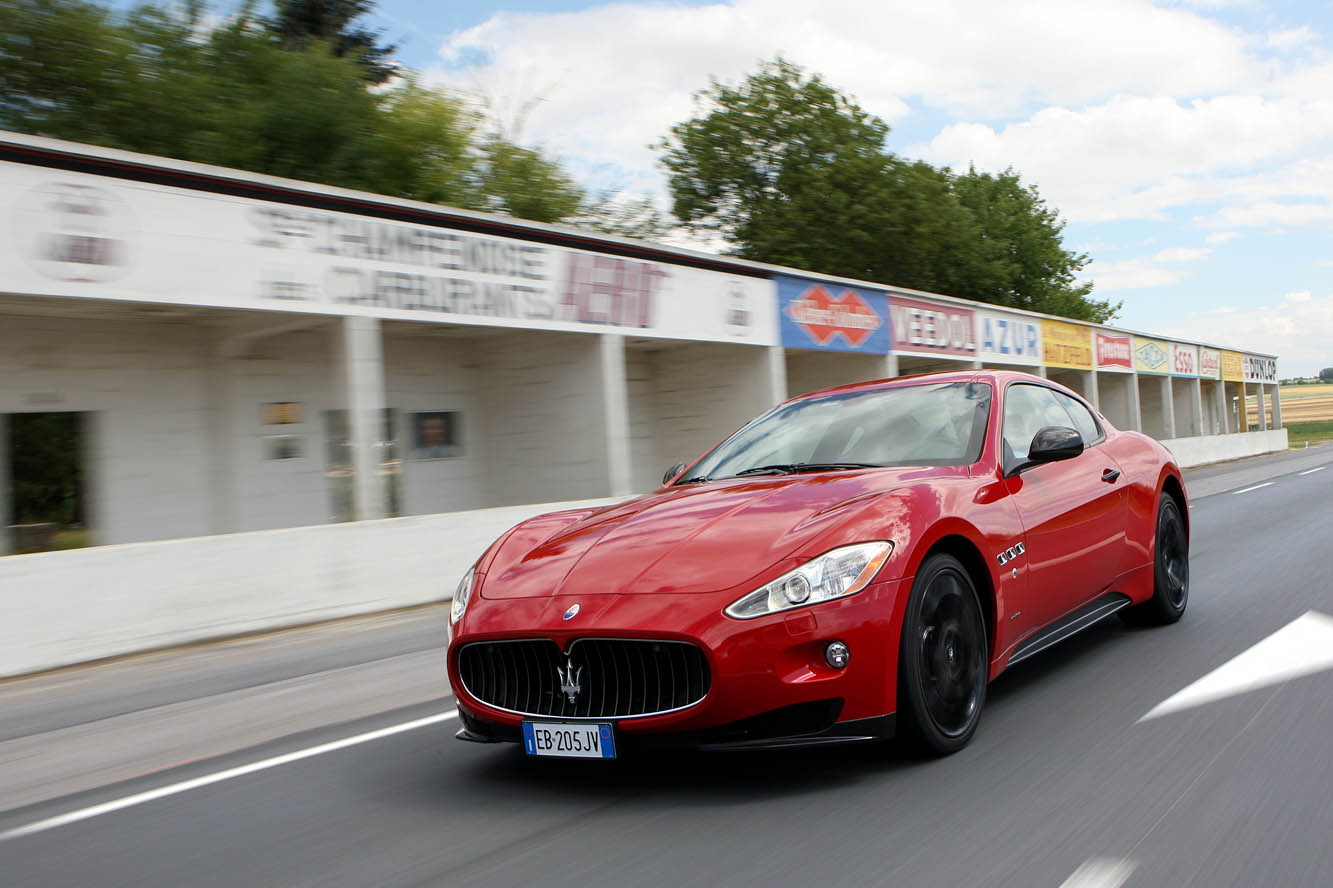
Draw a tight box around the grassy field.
[1285,420,1333,447]
[1278,383,1333,400]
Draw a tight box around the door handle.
[1101,468,1121,483]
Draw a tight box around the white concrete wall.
[1097,373,1136,430]
[479,330,611,505]
[1171,377,1201,438]
[1162,428,1289,468]
[0,496,620,677]
[0,314,215,545]
[626,342,779,492]
[1138,376,1171,439]
[384,327,489,516]
[784,350,890,400]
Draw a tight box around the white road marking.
[0,710,458,842]
[1231,482,1274,494]
[1060,857,1136,888]
[1140,611,1333,722]
[1298,466,1327,476]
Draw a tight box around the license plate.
[522,721,616,759]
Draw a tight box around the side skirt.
[1006,592,1132,667]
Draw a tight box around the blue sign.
[777,275,889,353]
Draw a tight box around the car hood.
[479,468,951,600]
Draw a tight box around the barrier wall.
[1161,428,1290,469]
[0,496,616,677]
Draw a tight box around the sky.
[141,0,1333,376]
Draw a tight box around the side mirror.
[662,462,689,485]
[1028,426,1084,463]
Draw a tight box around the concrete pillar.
[1199,376,1210,434]
[1086,370,1100,410]
[1129,373,1143,431]
[599,334,633,498]
[336,317,388,521]
[1257,386,1268,431]
[1162,376,1176,439]
[1035,365,1048,378]
[206,344,238,535]
[765,346,788,405]
[1213,381,1227,435]
[1270,384,1282,428]
[885,354,900,379]
[0,413,9,556]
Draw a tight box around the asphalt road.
[3,446,1333,887]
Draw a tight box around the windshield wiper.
[673,476,711,484]
[733,462,881,477]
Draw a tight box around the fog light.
[825,641,850,669]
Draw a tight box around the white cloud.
[1206,230,1238,244]
[1267,26,1318,50]
[1082,257,1187,292]
[1162,291,1333,377]
[1154,246,1213,263]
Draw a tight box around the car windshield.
[679,381,993,482]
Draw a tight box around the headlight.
[450,567,475,626]
[724,542,893,620]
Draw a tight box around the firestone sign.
[888,294,976,357]
[777,276,887,352]
[1094,332,1133,371]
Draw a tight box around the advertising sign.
[1042,320,1093,370]
[1094,331,1133,372]
[1243,354,1277,384]
[1133,336,1171,375]
[777,275,888,352]
[1221,350,1244,382]
[1199,347,1221,380]
[0,163,778,345]
[975,309,1042,365]
[888,294,977,358]
[1169,342,1199,377]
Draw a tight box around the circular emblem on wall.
[17,182,136,283]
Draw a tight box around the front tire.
[1122,493,1189,626]
[897,553,988,756]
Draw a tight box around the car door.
[1001,383,1127,633]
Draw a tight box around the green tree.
[1320,367,1333,381]
[659,59,1114,322]
[266,0,397,83]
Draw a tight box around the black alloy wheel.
[897,553,988,756]
[1124,494,1189,626]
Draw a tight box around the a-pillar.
[1161,376,1177,438]
[599,334,633,498]
[336,317,389,521]
[0,413,9,555]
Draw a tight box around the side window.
[1052,391,1102,445]
[1002,384,1073,465]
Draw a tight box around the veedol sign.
[2,164,776,345]
[889,294,976,357]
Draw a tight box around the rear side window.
[1052,391,1103,445]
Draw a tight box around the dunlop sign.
[1243,355,1277,384]
[1041,320,1093,370]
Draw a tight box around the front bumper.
[447,577,910,748]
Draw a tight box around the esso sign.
[1170,343,1198,376]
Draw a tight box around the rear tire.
[1122,494,1188,626]
[896,553,988,756]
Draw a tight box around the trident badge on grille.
[557,656,582,705]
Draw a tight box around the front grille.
[458,638,710,719]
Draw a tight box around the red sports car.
[447,370,1188,757]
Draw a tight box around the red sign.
[888,295,976,357]
[784,285,883,347]
[1095,332,1132,370]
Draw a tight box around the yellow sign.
[1221,350,1244,382]
[1041,320,1093,370]
[1133,337,1171,375]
